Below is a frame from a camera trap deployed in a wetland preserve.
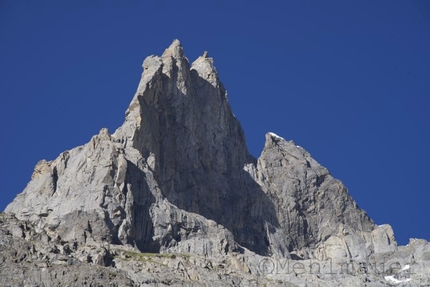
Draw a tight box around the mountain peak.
[3,40,429,287]
[161,39,184,59]
[191,54,219,87]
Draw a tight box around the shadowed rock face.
[113,40,280,255]
[3,40,429,286]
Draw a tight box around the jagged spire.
[162,39,184,59]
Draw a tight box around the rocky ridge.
[2,40,429,286]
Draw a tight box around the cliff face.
[2,40,429,286]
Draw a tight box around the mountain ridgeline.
[2,40,429,286]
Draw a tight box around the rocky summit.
[2,40,429,286]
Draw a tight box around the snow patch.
[268,132,282,139]
[384,275,411,285]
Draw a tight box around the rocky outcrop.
[3,40,429,286]
[255,132,375,254]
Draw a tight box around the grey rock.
[2,39,429,286]
[255,132,375,253]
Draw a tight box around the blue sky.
[1,1,429,245]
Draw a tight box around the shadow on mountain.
[133,68,282,257]
[123,160,159,252]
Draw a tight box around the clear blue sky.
[1,1,429,245]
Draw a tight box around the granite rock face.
[2,40,429,286]
[255,132,375,255]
